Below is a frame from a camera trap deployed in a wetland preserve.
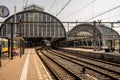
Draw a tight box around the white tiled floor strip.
[20,50,30,80]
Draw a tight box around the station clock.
[0,5,10,18]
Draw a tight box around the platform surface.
[0,48,51,80]
[62,47,120,55]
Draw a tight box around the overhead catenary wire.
[56,0,71,17]
[78,9,119,21]
[102,14,120,20]
[61,0,96,20]
[85,5,120,21]
[48,0,56,12]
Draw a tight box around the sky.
[0,0,120,22]
[0,0,120,32]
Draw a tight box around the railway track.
[35,47,120,80]
[57,49,120,67]
[36,49,82,80]
[47,48,120,80]
[52,49,120,72]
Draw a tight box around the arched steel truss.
[0,10,66,39]
[67,23,120,50]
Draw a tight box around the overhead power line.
[48,0,56,12]
[62,0,96,20]
[85,5,120,21]
[56,0,71,17]
[103,14,120,20]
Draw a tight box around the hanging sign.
[0,5,10,18]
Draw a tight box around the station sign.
[0,5,10,18]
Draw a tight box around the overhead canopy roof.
[68,23,120,40]
[0,5,66,44]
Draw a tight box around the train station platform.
[62,47,120,54]
[0,48,52,80]
[60,47,120,64]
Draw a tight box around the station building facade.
[0,5,66,46]
[67,23,120,51]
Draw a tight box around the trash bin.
[110,47,115,52]
[105,48,110,52]
[105,47,115,52]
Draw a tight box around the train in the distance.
[0,38,18,53]
[42,39,51,47]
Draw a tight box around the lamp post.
[19,20,22,58]
[93,21,97,51]
[74,33,76,48]
[10,22,14,59]
[0,45,1,67]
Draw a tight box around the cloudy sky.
[0,0,120,22]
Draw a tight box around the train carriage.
[0,38,18,53]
